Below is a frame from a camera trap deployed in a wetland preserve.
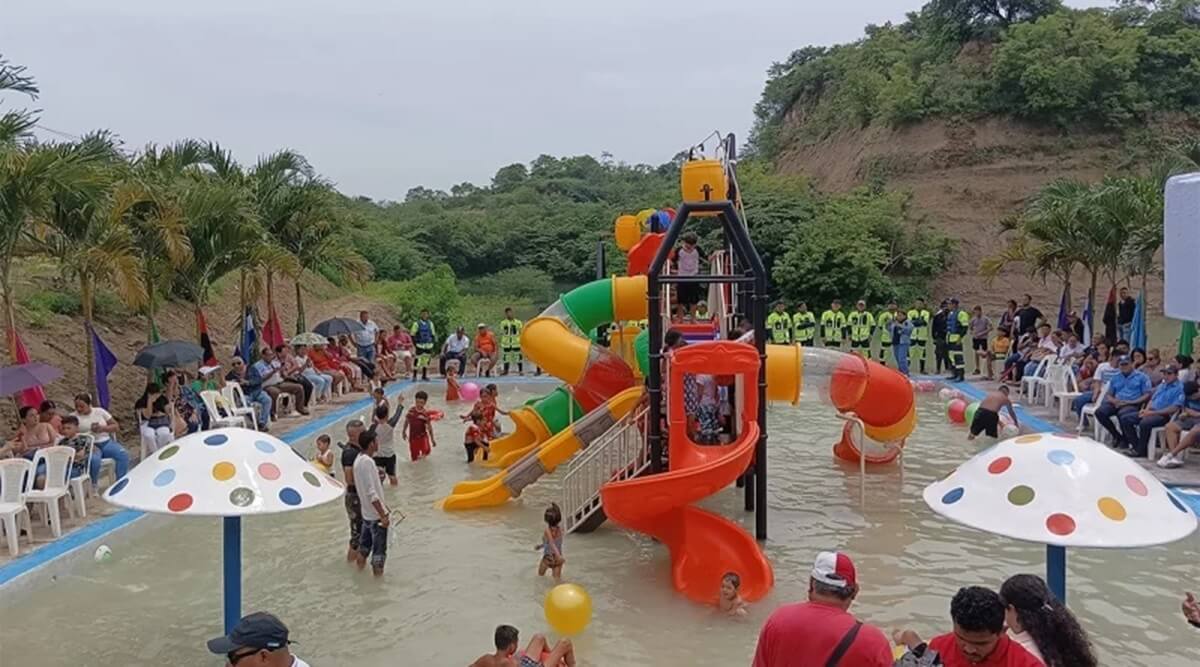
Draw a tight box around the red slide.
[599,343,774,605]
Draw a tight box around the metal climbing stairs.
[562,405,650,534]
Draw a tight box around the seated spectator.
[387,325,415,377]
[1131,347,1147,369]
[442,326,471,377]
[473,323,499,378]
[227,357,272,431]
[1019,325,1057,379]
[72,392,129,479]
[1065,310,1084,341]
[1057,334,1085,364]
[325,337,365,390]
[294,344,332,402]
[1002,334,1035,384]
[253,347,308,418]
[134,382,174,454]
[1158,380,1200,468]
[164,369,202,434]
[895,586,1041,666]
[58,415,103,483]
[1176,354,1194,383]
[1143,348,1164,385]
[1094,356,1154,455]
[337,335,375,381]
[278,345,316,405]
[13,404,58,458]
[1122,364,1184,458]
[1082,334,1105,358]
[309,343,350,395]
[38,399,62,433]
[1000,574,1097,667]
[752,551,892,666]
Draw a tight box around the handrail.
[562,405,650,533]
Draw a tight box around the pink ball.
[460,382,481,401]
[947,399,967,424]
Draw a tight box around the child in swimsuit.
[719,571,747,616]
[464,411,490,463]
[536,503,565,582]
[312,434,335,476]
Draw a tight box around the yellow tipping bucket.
[614,214,641,252]
[680,159,728,216]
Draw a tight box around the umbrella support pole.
[223,516,242,633]
[1046,544,1066,603]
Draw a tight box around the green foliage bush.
[20,289,124,319]
[749,0,1200,157]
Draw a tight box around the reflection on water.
[1,387,1198,665]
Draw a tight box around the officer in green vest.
[820,300,847,349]
[876,301,899,367]
[767,301,792,344]
[946,297,971,382]
[792,302,816,346]
[846,300,876,360]
[906,298,932,374]
[499,307,524,376]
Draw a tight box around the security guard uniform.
[499,317,524,374]
[820,309,847,348]
[946,305,970,381]
[876,309,896,366]
[792,311,817,346]
[767,310,792,344]
[907,306,931,373]
[846,309,876,359]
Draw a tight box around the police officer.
[847,300,876,360]
[945,297,970,382]
[820,300,847,349]
[767,301,792,344]
[792,302,817,346]
[499,307,524,376]
[907,298,932,374]
[409,309,437,381]
[876,301,899,367]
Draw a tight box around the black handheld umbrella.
[312,317,365,338]
[134,340,206,369]
[0,362,64,394]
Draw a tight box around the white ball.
[938,388,954,401]
[94,544,112,563]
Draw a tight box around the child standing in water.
[312,434,335,476]
[719,572,747,616]
[402,390,436,461]
[446,361,461,401]
[536,503,565,582]
[370,403,404,486]
[464,411,490,462]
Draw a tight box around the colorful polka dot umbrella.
[924,432,1197,601]
[103,427,344,631]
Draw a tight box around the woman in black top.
[135,382,175,454]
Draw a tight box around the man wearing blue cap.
[1094,356,1153,454]
[207,612,309,666]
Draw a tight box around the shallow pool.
[2,384,1198,665]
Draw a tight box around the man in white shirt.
[71,393,129,478]
[207,611,311,667]
[442,326,471,377]
[353,309,380,364]
[353,429,390,576]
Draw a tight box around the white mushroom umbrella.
[924,432,1196,601]
[104,427,344,631]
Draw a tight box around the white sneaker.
[1157,455,1173,468]
[1166,455,1185,469]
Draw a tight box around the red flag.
[196,308,218,366]
[262,304,285,349]
[8,328,46,408]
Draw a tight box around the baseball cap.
[198,364,220,375]
[811,551,857,589]
[477,322,487,329]
[207,612,292,654]
[1118,355,1133,365]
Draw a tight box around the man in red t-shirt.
[896,586,1041,666]
[752,551,892,667]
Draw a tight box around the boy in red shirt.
[895,586,1042,667]
[402,390,437,461]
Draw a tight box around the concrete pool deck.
[0,375,560,586]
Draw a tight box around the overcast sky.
[5,0,1105,200]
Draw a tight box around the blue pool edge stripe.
[0,375,559,587]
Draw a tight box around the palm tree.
[284,198,373,332]
[248,150,314,328]
[0,54,39,147]
[35,133,148,394]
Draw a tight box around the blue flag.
[89,324,118,409]
[1131,291,1148,351]
[235,306,258,364]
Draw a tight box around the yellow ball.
[544,583,592,635]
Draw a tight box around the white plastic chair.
[67,435,96,519]
[1020,357,1052,402]
[274,387,296,417]
[223,382,259,430]
[1077,381,1111,436]
[0,458,34,555]
[200,390,244,429]
[25,446,75,538]
[1049,367,1082,419]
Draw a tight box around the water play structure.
[441,133,918,605]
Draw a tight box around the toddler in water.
[312,434,335,476]
[536,503,565,582]
[719,572,747,616]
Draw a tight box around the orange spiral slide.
[599,342,774,605]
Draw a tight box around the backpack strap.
[825,621,863,667]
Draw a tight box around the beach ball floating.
[923,432,1197,547]
[964,401,980,426]
[946,399,967,424]
[94,545,113,563]
[102,427,343,516]
[544,583,592,635]
[460,382,482,401]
